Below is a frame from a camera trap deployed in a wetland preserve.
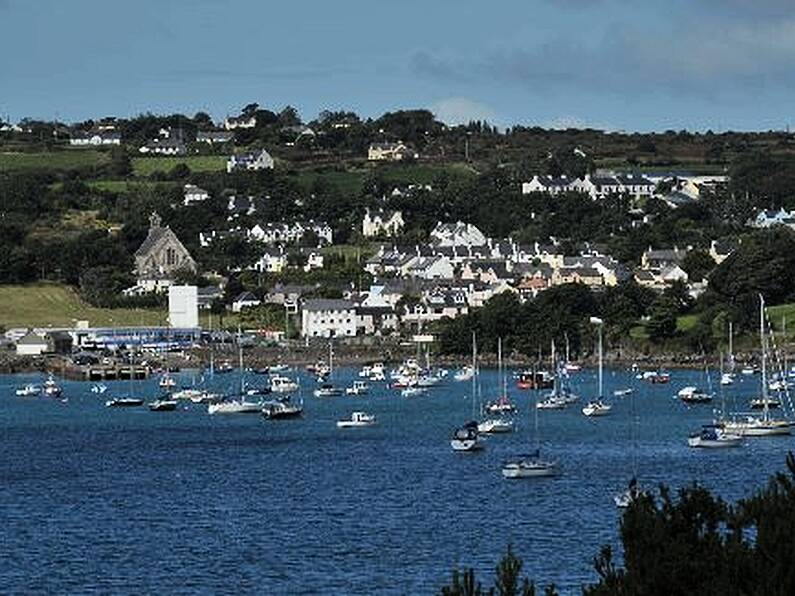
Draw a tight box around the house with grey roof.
[301,299,357,338]
[227,149,274,173]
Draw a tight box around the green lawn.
[766,303,795,336]
[0,149,109,171]
[293,161,476,195]
[131,155,226,176]
[0,283,167,329]
[85,179,178,193]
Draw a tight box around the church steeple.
[149,212,162,230]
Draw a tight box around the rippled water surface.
[1,366,791,594]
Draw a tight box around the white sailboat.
[314,342,343,397]
[336,411,376,428]
[720,322,736,386]
[479,338,515,433]
[208,335,261,414]
[723,295,791,437]
[583,318,612,417]
[615,382,645,507]
[502,376,558,478]
[452,333,485,452]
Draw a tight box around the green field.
[131,155,226,176]
[0,283,167,329]
[293,161,477,195]
[0,150,109,171]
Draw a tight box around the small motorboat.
[477,418,514,434]
[190,391,222,404]
[401,386,426,397]
[720,373,734,386]
[269,364,290,373]
[536,396,568,410]
[270,376,299,393]
[314,383,343,398]
[451,421,484,451]
[345,380,369,396]
[159,375,176,389]
[484,395,517,414]
[207,399,262,415]
[501,452,558,479]
[15,384,41,397]
[688,424,743,448]
[336,411,376,428]
[245,385,272,397]
[149,399,178,412]
[741,366,758,376]
[261,399,303,420]
[677,386,713,404]
[564,363,581,373]
[613,388,633,397]
[453,366,474,382]
[105,397,144,408]
[582,400,612,417]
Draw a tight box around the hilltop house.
[224,114,257,130]
[362,208,405,237]
[183,184,210,206]
[133,213,196,293]
[232,292,261,313]
[752,208,795,230]
[227,149,274,173]
[196,130,234,144]
[367,142,414,161]
[431,222,487,247]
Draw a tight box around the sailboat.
[538,341,579,409]
[615,383,646,507]
[314,342,343,397]
[720,322,736,386]
[502,370,558,478]
[722,295,791,437]
[484,338,517,415]
[207,336,262,414]
[451,333,485,452]
[583,317,612,417]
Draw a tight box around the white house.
[362,208,405,237]
[232,291,262,313]
[69,130,121,146]
[138,138,186,155]
[224,114,257,130]
[402,256,455,280]
[430,221,487,247]
[227,149,274,173]
[183,184,210,206]
[196,130,234,144]
[752,208,795,230]
[16,332,49,356]
[367,142,414,161]
[253,247,288,273]
[301,299,357,338]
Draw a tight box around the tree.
[681,249,716,282]
[646,296,678,341]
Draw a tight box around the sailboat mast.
[498,337,503,398]
[598,324,604,399]
[238,327,244,394]
[760,295,769,421]
[471,332,477,420]
[728,321,734,371]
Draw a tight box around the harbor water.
[0,366,791,594]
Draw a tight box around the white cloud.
[430,97,499,126]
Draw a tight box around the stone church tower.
[133,212,196,290]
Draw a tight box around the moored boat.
[336,411,376,428]
[688,424,742,448]
[15,384,40,397]
[149,399,178,412]
[106,397,144,408]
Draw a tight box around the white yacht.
[106,397,144,407]
[502,452,559,478]
[582,400,613,417]
[477,418,514,434]
[148,399,178,412]
[677,386,713,404]
[454,366,474,382]
[336,411,376,428]
[345,380,369,396]
[688,424,742,448]
[207,399,262,415]
[536,395,568,410]
[270,376,299,393]
[261,399,303,420]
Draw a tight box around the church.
[133,212,196,293]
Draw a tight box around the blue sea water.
[0,366,792,594]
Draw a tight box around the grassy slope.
[0,283,167,329]
[0,149,109,170]
[131,155,226,176]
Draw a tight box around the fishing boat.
[106,397,144,407]
[688,424,742,448]
[677,386,713,404]
[451,334,485,452]
[345,380,369,396]
[208,399,262,414]
[261,398,303,420]
[148,399,178,412]
[42,374,62,397]
[723,295,792,438]
[336,411,376,428]
[583,318,612,418]
[270,375,299,393]
[15,384,40,397]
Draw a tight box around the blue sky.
[2,0,794,132]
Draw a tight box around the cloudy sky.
[2,0,793,131]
